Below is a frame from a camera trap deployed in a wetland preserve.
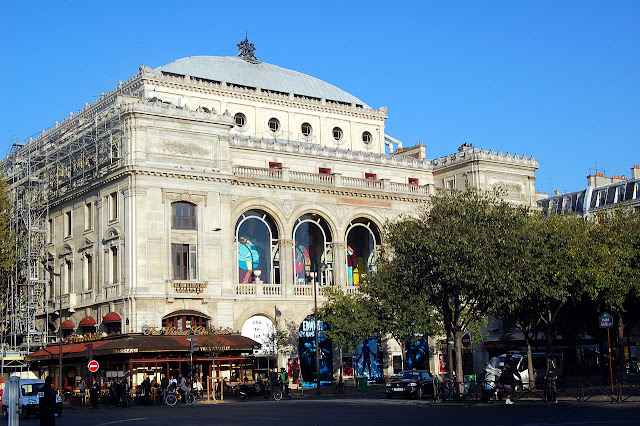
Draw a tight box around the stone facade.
[16,47,539,379]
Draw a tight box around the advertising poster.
[405,338,430,371]
[439,353,448,374]
[353,337,383,381]
[298,317,333,385]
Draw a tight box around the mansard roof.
[154,56,369,108]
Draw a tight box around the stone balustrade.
[105,284,121,299]
[289,171,334,185]
[81,290,93,303]
[233,166,282,181]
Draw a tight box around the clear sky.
[1,1,638,194]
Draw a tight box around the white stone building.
[3,39,539,381]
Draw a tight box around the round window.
[332,127,343,141]
[268,117,280,133]
[362,131,372,145]
[301,122,312,137]
[234,113,246,128]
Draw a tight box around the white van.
[486,353,563,390]
[1,377,63,419]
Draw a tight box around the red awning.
[60,320,75,329]
[79,316,97,327]
[103,312,122,323]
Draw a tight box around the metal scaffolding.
[1,92,131,355]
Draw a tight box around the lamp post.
[314,262,328,396]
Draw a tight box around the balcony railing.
[105,283,121,299]
[232,165,429,196]
[81,290,93,303]
[235,284,256,296]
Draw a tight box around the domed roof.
[154,56,368,108]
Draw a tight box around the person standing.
[545,352,558,403]
[141,375,152,406]
[89,379,99,408]
[119,377,128,408]
[39,376,56,426]
[280,367,290,396]
[500,354,521,405]
[78,380,86,407]
[160,373,169,402]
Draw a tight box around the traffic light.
[189,338,199,353]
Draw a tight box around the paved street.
[7,397,640,426]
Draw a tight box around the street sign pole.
[599,312,615,401]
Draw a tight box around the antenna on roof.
[142,44,145,67]
[589,161,605,177]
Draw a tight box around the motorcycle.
[238,382,271,401]
[482,358,505,402]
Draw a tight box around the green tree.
[372,187,520,383]
[585,209,640,379]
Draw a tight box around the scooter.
[238,382,271,401]
[482,361,505,402]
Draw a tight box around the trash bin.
[357,376,368,393]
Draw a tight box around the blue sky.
[1,1,638,193]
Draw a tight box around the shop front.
[27,329,260,397]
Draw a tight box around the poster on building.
[405,338,430,371]
[439,353,448,374]
[298,316,333,385]
[353,337,383,381]
[240,315,275,355]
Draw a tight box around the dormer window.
[332,127,343,141]
[362,131,372,145]
[234,113,246,128]
[301,122,312,136]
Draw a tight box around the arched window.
[172,201,197,230]
[292,214,333,286]
[235,210,280,284]
[345,218,381,286]
[162,311,210,331]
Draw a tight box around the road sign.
[87,360,99,373]
[462,333,471,348]
[599,312,613,328]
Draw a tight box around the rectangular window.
[319,168,331,175]
[408,178,419,185]
[172,202,196,230]
[172,243,197,280]
[65,211,72,237]
[65,260,72,294]
[365,173,377,180]
[85,255,93,290]
[84,202,92,231]
[445,179,455,189]
[268,162,282,169]
[109,192,118,221]
[48,219,54,244]
[111,247,118,284]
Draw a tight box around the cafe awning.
[79,316,97,327]
[60,320,75,329]
[103,312,122,323]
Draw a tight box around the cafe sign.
[64,332,107,345]
[171,282,207,294]
[143,325,233,336]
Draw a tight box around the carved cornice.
[142,73,387,121]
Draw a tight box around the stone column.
[331,242,346,287]
[279,238,294,297]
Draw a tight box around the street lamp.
[314,262,328,395]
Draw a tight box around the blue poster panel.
[405,338,430,371]
[298,317,333,385]
[353,337,384,381]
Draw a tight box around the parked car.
[2,378,63,419]
[385,370,435,399]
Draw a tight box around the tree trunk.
[525,337,535,390]
[545,328,553,353]
[617,313,627,380]
[454,331,464,396]
[399,340,406,371]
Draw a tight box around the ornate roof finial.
[237,35,258,63]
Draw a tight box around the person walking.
[160,373,169,402]
[108,380,117,407]
[119,378,128,408]
[39,376,56,426]
[141,375,152,406]
[500,354,521,405]
[545,352,558,403]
